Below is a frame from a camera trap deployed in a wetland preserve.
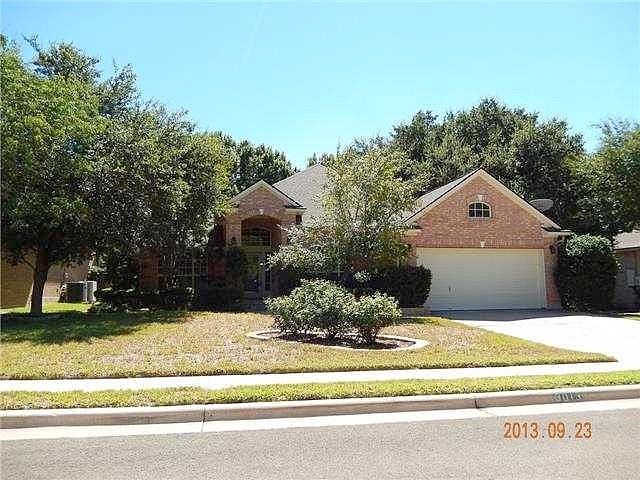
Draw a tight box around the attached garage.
[417,248,546,310]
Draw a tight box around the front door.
[245,252,272,298]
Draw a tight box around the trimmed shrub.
[198,280,244,311]
[274,264,432,307]
[159,288,194,310]
[368,266,431,307]
[93,287,192,311]
[350,292,401,344]
[555,235,618,311]
[266,280,401,344]
[265,294,305,335]
[266,280,353,338]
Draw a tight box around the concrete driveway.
[441,310,640,366]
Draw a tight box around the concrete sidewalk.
[1,360,638,393]
[3,385,639,430]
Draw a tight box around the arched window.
[468,202,491,218]
[242,227,272,246]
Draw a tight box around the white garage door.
[417,248,546,310]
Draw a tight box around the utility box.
[86,280,98,303]
[66,281,88,303]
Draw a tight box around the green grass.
[0,310,612,379]
[2,371,638,410]
[1,302,91,315]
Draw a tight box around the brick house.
[139,165,570,310]
[0,254,91,309]
[613,231,640,310]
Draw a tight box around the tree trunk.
[30,247,51,315]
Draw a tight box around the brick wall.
[138,186,299,290]
[223,186,298,245]
[406,176,561,308]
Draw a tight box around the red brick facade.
[138,172,563,308]
[405,176,561,307]
[222,185,298,246]
[139,185,298,291]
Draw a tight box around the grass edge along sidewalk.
[2,370,639,410]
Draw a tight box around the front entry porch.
[238,215,282,301]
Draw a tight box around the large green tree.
[391,99,584,226]
[270,146,419,275]
[569,121,640,238]
[2,39,235,312]
[1,41,103,313]
[217,135,296,192]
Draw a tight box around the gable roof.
[274,163,327,221]
[235,165,561,230]
[404,169,478,221]
[404,168,561,229]
[614,230,640,251]
[230,179,304,209]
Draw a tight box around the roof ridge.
[274,163,326,187]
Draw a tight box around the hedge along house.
[139,164,570,310]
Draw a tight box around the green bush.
[266,280,401,344]
[349,292,401,344]
[93,287,193,311]
[366,266,431,307]
[200,245,248,310]
[265,294,306,335]
[273,264,431,307]
[266,280,353,338]
[198,280,244,311]
[159,288,194,310]
[555,235,619,311]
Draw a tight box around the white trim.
[543,231,572,238]
[230,180,303,208]
[285,207,306,214]
[539,248,548,308]
[405,170,561,229]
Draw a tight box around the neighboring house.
[139,166,570,311]
[0,251,91,309]
[613,230,640,310]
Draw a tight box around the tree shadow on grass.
[0,310,191,345]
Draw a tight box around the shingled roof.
[274,163,328,222]
[271,165,560,230]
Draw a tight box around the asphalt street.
[2,403,639,480]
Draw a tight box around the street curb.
[2,384,639,429]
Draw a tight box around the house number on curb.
[552,392,583,403]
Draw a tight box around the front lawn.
[2,371,637,410]
[1,302,91,315]
[0,310,612,379]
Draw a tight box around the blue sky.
[3,1,638,168]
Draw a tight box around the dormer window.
[468,202,491,218]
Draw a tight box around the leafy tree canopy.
[1,41,104,313]
[270,146,420,275]
[217,134,297,192]
[390,98,584,227]
[569,120,640,238]
[2,39,235,311]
